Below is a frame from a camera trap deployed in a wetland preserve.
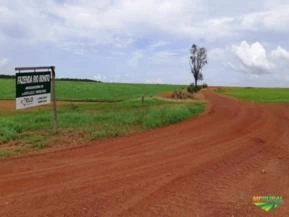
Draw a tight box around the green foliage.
[219,87,289,103]
[187,83,202,93]
[187,84,195,93]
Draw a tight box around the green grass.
[217,87,289,103]
[0,99,204,139]
[0,120,23,142]
[0,79,15,99]
[0,78,204,158]
[0,79,185,101]
[0,150,16,159]
[24,134,47,149]
[143,104,203,128]
[0,98,204,157]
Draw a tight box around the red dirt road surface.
[1,91,289,217]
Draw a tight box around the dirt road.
[1,91,288,217]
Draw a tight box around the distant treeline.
[0,74,15,79]
[57,78,102,83]
[0,74,101,83]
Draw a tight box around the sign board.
[16,71,51,110]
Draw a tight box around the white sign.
[16,93,51,110]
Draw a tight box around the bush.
[195,85,202,92]
[202,83,208,88]
[187,83,202,93]
[187,84,195,93]
[172,89,193,99]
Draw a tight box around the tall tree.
[189,44,208,87]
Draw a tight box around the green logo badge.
[252,196,284,212]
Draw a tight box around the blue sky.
[1,0,289,86]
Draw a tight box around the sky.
[1,0,289,87]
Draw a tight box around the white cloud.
[110,51,126,57]
[0,58,8,67]
[0,57,11,74]
[0,0,284,45]
[150,51,178,64]
[148,41,170,50]
[240,5,289,32]
[128,48,184,66]
[208,48,225,60]
[232,41,274,74]
[271,46,289,61]
[0,0,289,86]
[127,50,144,67]
[45,0,204,43]
[225,41,289,86]
[0,0,288,51]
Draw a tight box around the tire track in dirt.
[0,91,288,217]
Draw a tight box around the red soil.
[0,91,288,217]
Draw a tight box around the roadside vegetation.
[217,87,289,103]
[0,79,204,158]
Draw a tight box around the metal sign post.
[15,66,58,133]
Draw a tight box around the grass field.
[0,79,185,101]
[0,79,204,158]
[217,87,289,103]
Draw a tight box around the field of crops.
[0,79,204,158]
[217,87,289,103]
[0,79,185,101]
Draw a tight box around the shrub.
[187,84,195,93]
[187,83,202,93]
[202,83,208,88]
[172,90,193,99]
[195,85,202,92]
